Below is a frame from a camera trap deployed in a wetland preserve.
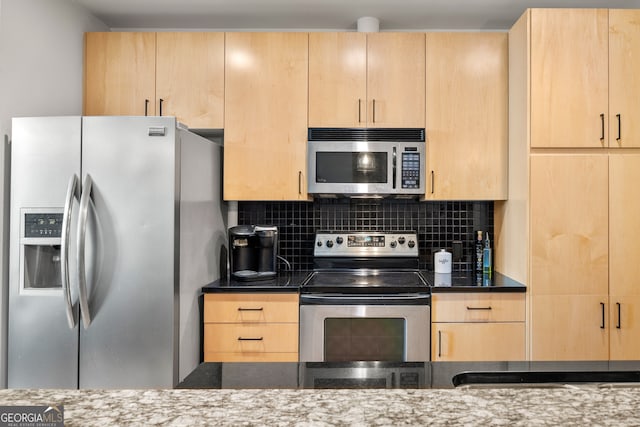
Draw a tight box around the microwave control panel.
[401,151,421,189]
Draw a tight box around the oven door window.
[316,152,387,184]
[324,318,405,362]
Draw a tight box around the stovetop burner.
[304,231,427,294]
[305,270,426,288]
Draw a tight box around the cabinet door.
[425,33,508,200]
[530,155,609,295]
[609,296,640,360]
[84,32,156,116]
[530,9,608,148]
[609,10,640,147]
[609,155,640,296]
[156,32,224,129]
[431,323,525,362]
[224,33,308,200]
[531,295,609,361]
[308,33,367,128]
[367,33,425,128]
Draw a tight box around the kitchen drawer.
[204,323,299,353]
[203,352,299,363]
[204,293,299,323]
[431,292,525,322]
[432,322,526,361]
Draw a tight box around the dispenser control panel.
[24,213,64,238]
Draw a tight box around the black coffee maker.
[228,225,278,281]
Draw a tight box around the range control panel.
[24,213,64,238]
[314,231,418,257]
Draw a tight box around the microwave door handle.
[77,174,93,329]
[392,147,397,189]
[61,174,79,329]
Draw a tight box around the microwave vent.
[308,128,425,142]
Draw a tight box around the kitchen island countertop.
[1,386,638,426]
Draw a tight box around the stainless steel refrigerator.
[8,116,226,388]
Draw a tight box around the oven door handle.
[300,294,431,305]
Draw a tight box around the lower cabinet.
[431,292,526,361]
[203,293,299,362]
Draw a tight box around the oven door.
[307,141,394,195]
[299,294,430,363]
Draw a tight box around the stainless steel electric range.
[299,231,430,388]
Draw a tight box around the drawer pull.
[466,306,492,311]
[237,307,264,311]
[238,337,263,341]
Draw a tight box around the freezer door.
[79,116,178,388]
[8,117,81,388]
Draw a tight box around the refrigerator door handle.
[61,174,79,329]
[77,174,93,329]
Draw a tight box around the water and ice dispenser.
[20,210,64,290]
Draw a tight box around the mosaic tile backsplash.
[237,199,494,272]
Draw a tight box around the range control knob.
[336,236,344,245]
[408,240,416,249]
[398,236,406,245]
[326,240,334,248]
[317,240,323,247]
[390,241,397,248]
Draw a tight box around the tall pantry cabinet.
[497,8,640,361]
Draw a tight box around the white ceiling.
[71,0,640,31]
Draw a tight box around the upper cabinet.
[224,33,309,201]
[84,32,156,116]
[425,32,508,200]
[309,33,425,128]
[531,9,640,148]
[84,32,224,128]
[155,32,224,129]
[609,10,640,147]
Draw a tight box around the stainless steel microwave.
[307,128,426,197]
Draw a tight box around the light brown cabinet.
[424,32,508,200]
[203,293,299,362]
[84,32,224,128]
[224,32,308,201]
[530,9,640,148]
[309,32,425,128]
[84,32,156,116]
[431,293,526,362]
[499,9,640,362]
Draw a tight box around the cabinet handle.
[617,302,621,329]
[430,171,434,194]
[298,171,302,195]
[372,99,376,123]
[237,337,263,341]
[600,302,605,329]
[466,306,492,311]
[600,113,605,141]
[438,330,442,358]
[358,99,362,123]
[616,114,621,142]
[144,99,149,116]
[237,307,263,311]
[159,98,164,116]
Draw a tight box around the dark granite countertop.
[201,271,309,293]
[423,271,526,292]
[202,270,526,293]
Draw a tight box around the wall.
[238,199,494,272]
[0,0,108,387]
